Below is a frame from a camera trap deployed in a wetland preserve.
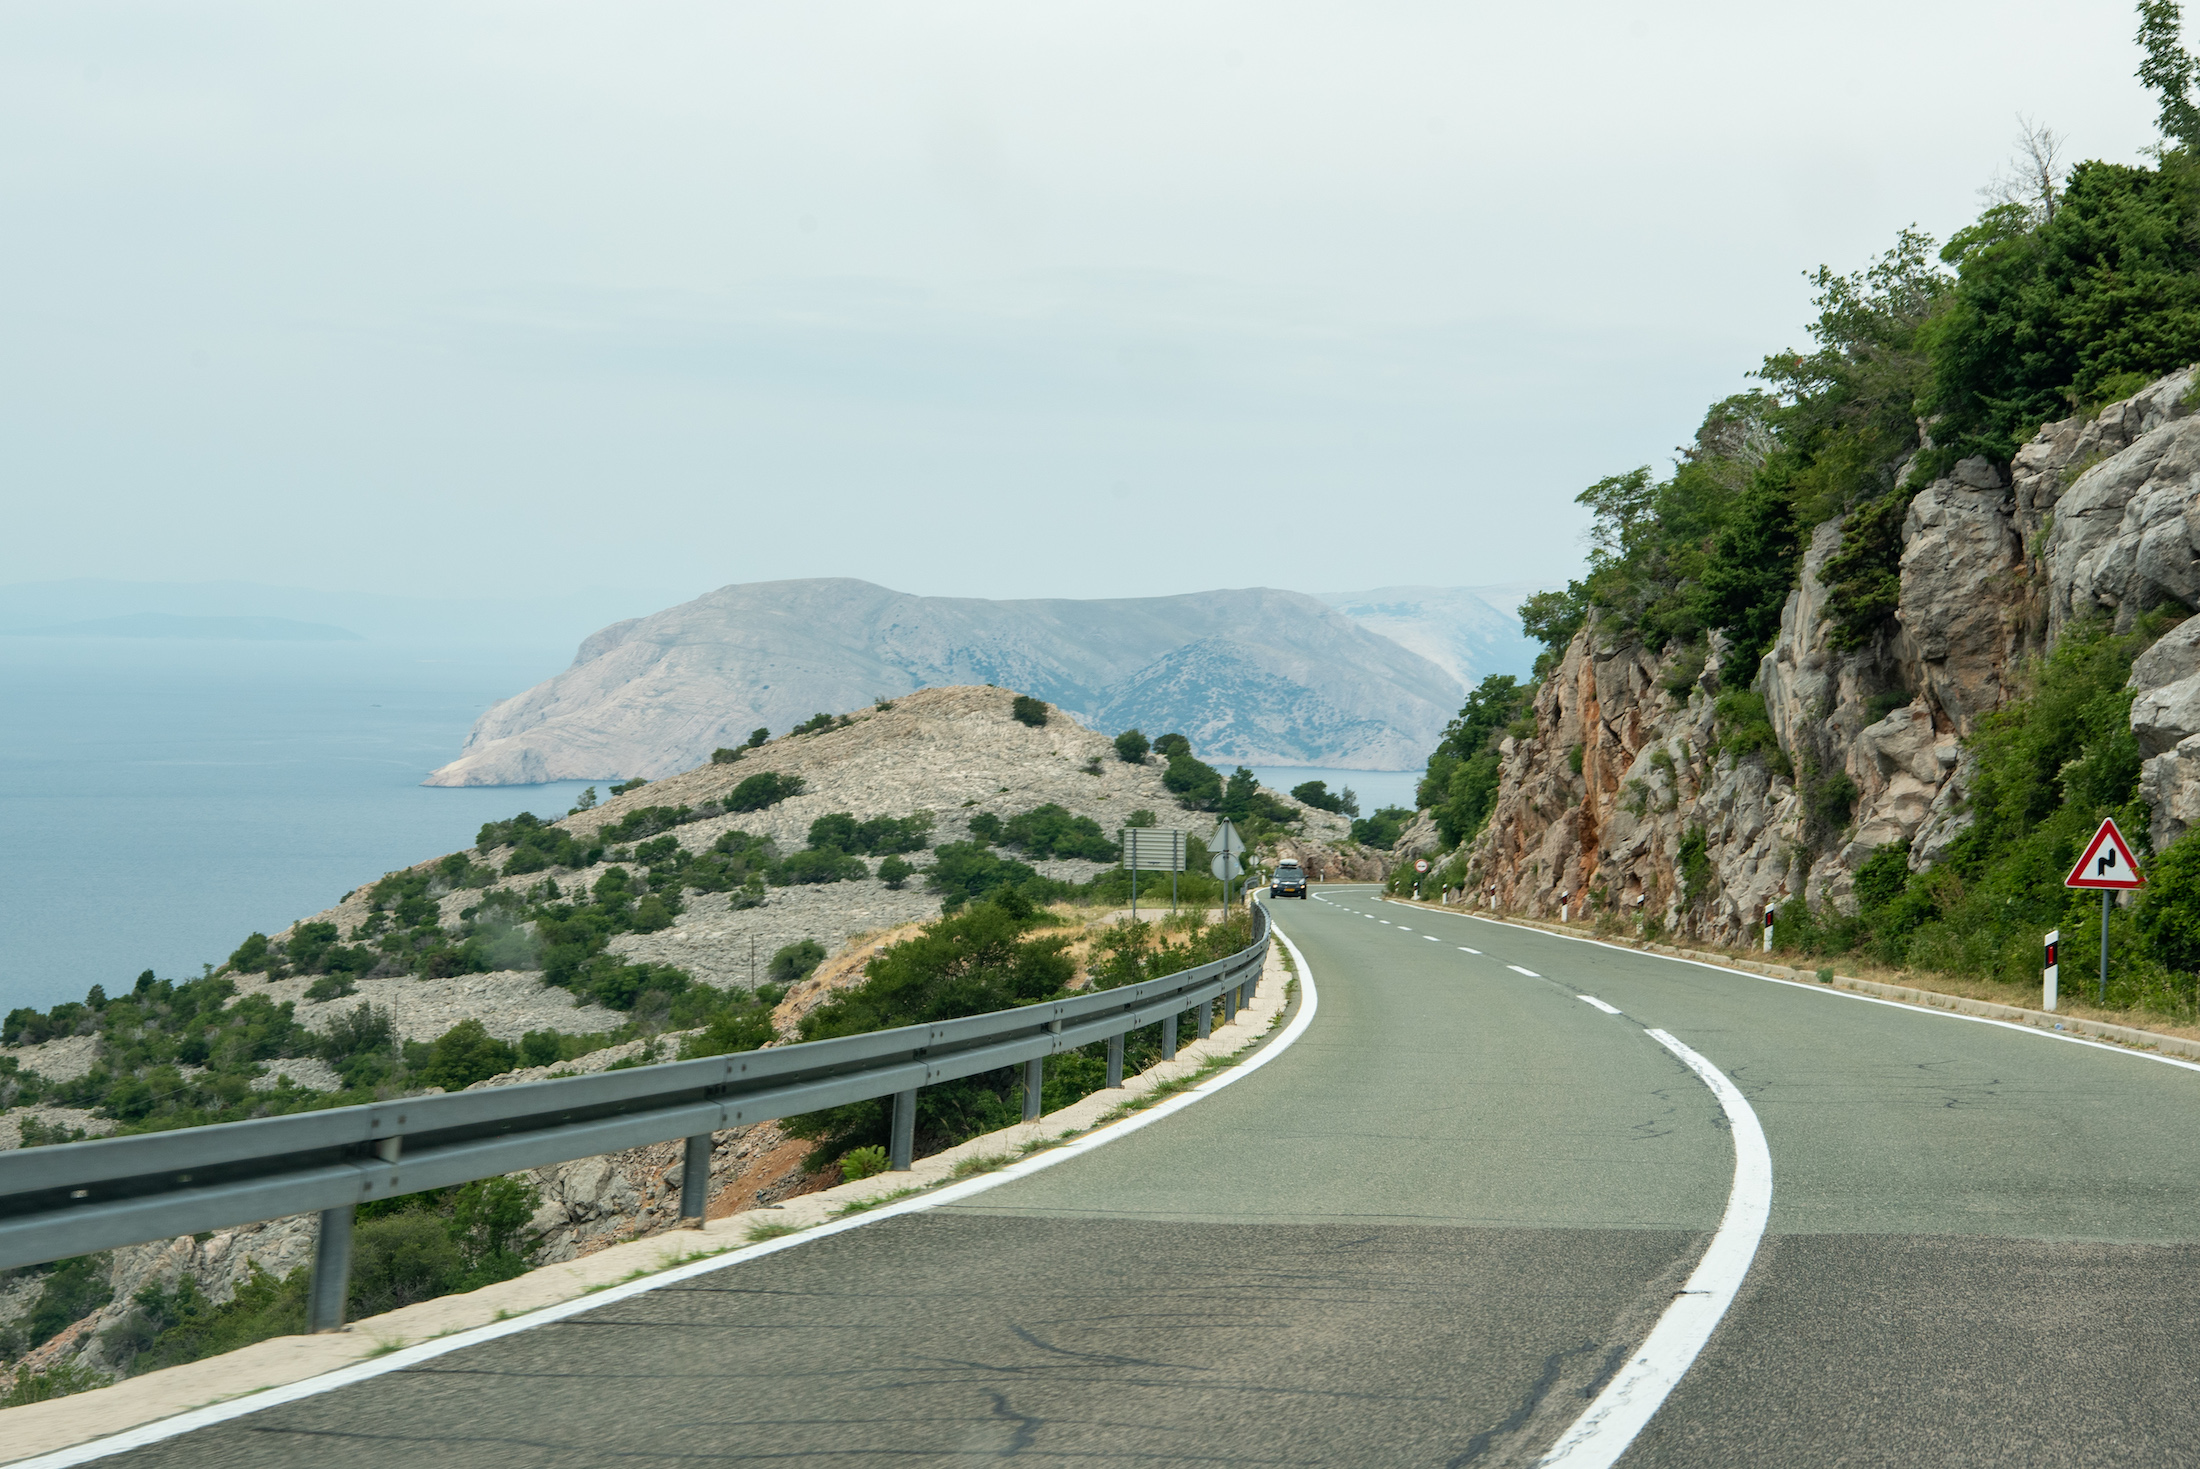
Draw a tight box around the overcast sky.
[0,2,2170,611]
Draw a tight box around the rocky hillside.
[1456,369,2200,941]
[1,686,1359,1388]
[424,579,1466,784]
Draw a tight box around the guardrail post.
[1022,1058,1043,1121]
[889,1089,916,1170]
[308,1205,354,1333]
[1224,986,1238,1024]
[1162,1014,1177,1061]
[1105,1033,1124,1087]
[678,1133,713,1227]
[1197,999,1212,1040]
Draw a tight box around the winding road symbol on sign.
[2065,817,2146,890]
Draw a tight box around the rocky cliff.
[425,580,1468,785]
[1460,368,2200,940]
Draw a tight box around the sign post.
[2063,817,2146,1006]
[2043,928,2059,1013]
[1208,821,1244,915]
[1121,828,1186,924]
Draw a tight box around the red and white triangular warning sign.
[2065,817,2146,890]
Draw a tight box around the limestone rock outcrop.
[1462,368,2200,940]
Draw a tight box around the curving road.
[83,886,2200,1467]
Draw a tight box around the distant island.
[4,614,363,642]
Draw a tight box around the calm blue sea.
[0,638,599,1016]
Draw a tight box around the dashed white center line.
[1424,935,1440,942]
[1458,947,1480,954]
[1507,965,1539,977]
[1577,995,1621,1014]
[1380,920,1392,925]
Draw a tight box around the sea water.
[0,637,600,1015]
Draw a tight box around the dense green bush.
[1114,729,1150,763]
[1417,676,1529,847]
[997,804,1117,860]
[878,854,915,889]
[724,771,806,812]
[1011,695,1050,727]
[1291,780,1357,816]
[1152,733,1191,758]
[768,940,828,984]
[926,841,1070,911]
[710,747,743,764]
[967,811,1003,844]
[805,811,932,855]
[597,805,695,844]
[791,712,837,736]
[1350,807,1411,849]
[772,848,869,885]
[1162,752,1223,810]
[416,1019,518,1091]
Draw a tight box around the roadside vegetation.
[1394,22,2200,1023]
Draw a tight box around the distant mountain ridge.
[1317,584,1547,692]
[425,579,1470,785]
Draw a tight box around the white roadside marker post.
[2043,928,2059,1013]
[1763,902,1776,953]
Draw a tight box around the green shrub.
[1291,781,1347,814]
[1010,696,1049,727]
[805,811,932,856]
[1712,689,1788,772]
[609,778,649,796]
[1350,807,1411,849]
[2,1361,111,1406]
[769,941,828,984]
[967,812,1003,844]
[878,855,915,889]
[1420,675,1529,846]
[1114,729,1150,763]
[792,712,837,736]
[1152,733,1191,758]
[597,805,694,844]
[724,772,805,812]
[710,747,742,764]
[416,1019,517,1091]
[999,804,1117,861]
[2136,832,2200,973]
[772,848,868,885]
[838,1145,890,1180]
[1124,809,1157,828]
[1162,753,1223,810]
[925,842,1068,911]
[1568,743,1585,776]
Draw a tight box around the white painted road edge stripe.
[1577,996,1621,1015]
[22,925,1325,1469]
[1438,909,2200,1077]
[1507,965,1540,977]
[1536,1028,1772,1469]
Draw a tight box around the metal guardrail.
[0,906,1271,1330]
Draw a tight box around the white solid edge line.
[20,925,1324,1469]
[1396,901,2200,1078]
[1535,1028,1771,1469]
[1577,996,1621,1015]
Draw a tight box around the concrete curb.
[0,941,1295,1465]
[1395,898,2200,1065]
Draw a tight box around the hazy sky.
[0,2,2168,608]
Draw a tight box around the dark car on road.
[1270,859,1307,898]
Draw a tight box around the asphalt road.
[96,887,2200,1467]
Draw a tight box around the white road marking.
[23,939,1328,1469]
[1507,965,1539,977]
[1424,935,1440,942]
[1537,1029,1771,1469]
[1577,995,1620,1014]
[1454,911,2200,1077]
[1459,947,1480,954]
